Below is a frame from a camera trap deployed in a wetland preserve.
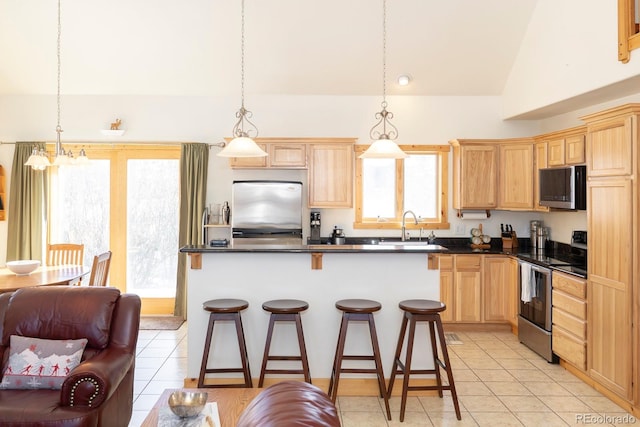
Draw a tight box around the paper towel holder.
[457,209,491,219]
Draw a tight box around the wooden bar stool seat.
[388,299,461,421]
[198,298,253,388]
[258,299,311,387]
[328,299,391,421]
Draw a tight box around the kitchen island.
[180,243,447,392]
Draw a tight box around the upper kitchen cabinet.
[544,127,587,167]
[308,140,355,208]
[449,140,498,210]
[533,141,549,212]
[498,140,534,210]
[228,138,306,169]
[583,112,633,178]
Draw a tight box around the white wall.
[502,0,640,119]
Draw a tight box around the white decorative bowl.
[6,260,41,275]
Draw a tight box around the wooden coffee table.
[141,388,262,427]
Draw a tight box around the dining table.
[0,264,91,293]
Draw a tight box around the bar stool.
[198,298,253,388]
[387,299,461,421]
[258,299,311,387]
[328,299,391,421]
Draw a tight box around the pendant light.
[359,0,407,159]
[217,0,267,158]
[24,0,89,169]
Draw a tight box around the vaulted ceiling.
[0,0,538,97]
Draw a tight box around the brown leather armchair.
[0,286,141,427]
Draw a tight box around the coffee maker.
[309,212,321,244]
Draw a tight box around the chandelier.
[25,0,89,170]
[359,0,407,159]
[217,0,267,158]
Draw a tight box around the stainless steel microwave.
[539,165,587,210]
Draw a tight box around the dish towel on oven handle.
[520,263,534,303]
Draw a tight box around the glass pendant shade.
[24,148,51,170]
[75,148,90,165]
[217,136,267,157]
[359,138,408,159]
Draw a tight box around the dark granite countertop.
[180,236,587,278]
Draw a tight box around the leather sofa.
[0,286,141,427]
[237,381,341,427]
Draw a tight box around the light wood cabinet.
[547,132,586,167]
[439,255,454,322]
[483,256,517,325]
[498,142,534,210]
[547,138,565,167]
[268,144,307,168]
[450,140,498,209]
[565,134,586,165]
[581,104,639,403]
[586,116,633,177]
[228,143,268,168]
[552,270,588,373]
[455,255,482,322]
[587,176,633,400]
[307,143,354,208]
[229,141,306,169]
[439,254,516,325]
[540,127,587,169]
[533,142,549,212]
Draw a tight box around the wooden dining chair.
[46,243,85,266]
[87,251,112,287]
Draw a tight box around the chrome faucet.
[401,210,418,241]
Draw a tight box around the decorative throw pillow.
[0,335,88,390]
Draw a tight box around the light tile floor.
[129,325,637,426]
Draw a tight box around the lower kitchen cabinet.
[439,254,516,325]
[552,271,587,371]
[484,256,518,325]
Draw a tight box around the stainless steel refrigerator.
[231,180,303,245]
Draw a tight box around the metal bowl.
[168,391,208,418]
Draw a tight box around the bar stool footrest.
[407,385,455,392]
[341,355,375,361]
[204,368,248,374]
[267,356,304,361]
[199,383,251,389]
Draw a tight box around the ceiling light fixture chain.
[55,0,65,158]
[217,0,266,157]
[25,0,90,169]
[360,0,405,159]
[231,0,258,140]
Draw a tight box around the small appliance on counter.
[309,212,321,244]
[530,220,543,249]
[330,226,346,245]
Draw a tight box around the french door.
[48,144,181,314]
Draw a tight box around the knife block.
[502,231,518,250]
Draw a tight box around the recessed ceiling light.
[398,75,411,86]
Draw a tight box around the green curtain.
[7,142,48,261]
[174,143,209,318]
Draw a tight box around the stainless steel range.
[517,230,587,362]
[518,259,557,362]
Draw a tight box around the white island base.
[185,251,441,394]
